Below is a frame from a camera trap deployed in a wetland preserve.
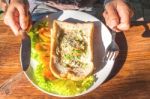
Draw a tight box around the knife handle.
[0,72,23,95]
[19,30,28,40]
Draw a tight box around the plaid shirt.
[2,0,106,15]
[36,0,101,7]
[28,0,104,13]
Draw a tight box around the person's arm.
[103,0,134,32]
[3,0,30,35]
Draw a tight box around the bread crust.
[50,20,94,81]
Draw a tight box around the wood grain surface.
[0,21,150,99]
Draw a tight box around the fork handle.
[0,72,23,95]
[111,30,116,40]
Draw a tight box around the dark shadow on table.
[142,24,150,37]
[131,21,150,37]
[103,32,128,83]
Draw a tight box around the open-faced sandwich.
[50,20,94,81]
[30,19,95,96]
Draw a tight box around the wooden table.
[0,21,150,99]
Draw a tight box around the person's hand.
[0,0,7,11]
[3,0,31,36]
[103,0,134,32]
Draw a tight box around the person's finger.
[4,7,20,35]
[126,2,134,18]
[24,12,32,32]
[116,4,131,31]
[14,11,19,23]
[102,11,109,24]
[130,9,134,18]
[0,1,7,11]
[112,27,121,32]
[105,4,120,29]
[27,13,32,31]
[16,4,29,30]
[104,6,120,32]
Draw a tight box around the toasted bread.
[50,20,94,81]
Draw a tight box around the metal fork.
[104,30,119,62]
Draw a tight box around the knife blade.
[21,31,31,71]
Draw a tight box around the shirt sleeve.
[104,0,128,6]
[4,0,10,4]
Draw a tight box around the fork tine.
[103,50,109,62]
[109,51,119,61]
[107,51,117,61]
[113,51,119,60]
[106,51,111,59]
[104,51,113,61]
[103,50,119,63]
[109,51,115,60]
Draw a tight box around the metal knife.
[20,30,31,71]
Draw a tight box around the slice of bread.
[50,20,94,81]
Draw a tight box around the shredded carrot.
[40,42,50,51]
[38,27,50,42]
[35,25,56,80]
[43,68,56,80]
[40,54,49,66]
[39,33,50,42]
[35,43,50,53]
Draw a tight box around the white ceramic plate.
[22,10,116,97]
